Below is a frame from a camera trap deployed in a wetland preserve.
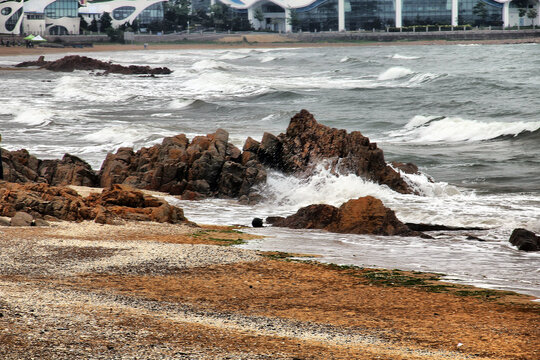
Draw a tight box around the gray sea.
[1,43,539,298]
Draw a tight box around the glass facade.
[1,6,11,15]
[293,0,504,29]
[402,0,452,25]
[112,6,135,20]
[44,0,78,19]
[136,2,164,25]
[5,6,21,30]
[346,0,395,29]
[296,0,339,31]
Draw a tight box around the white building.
[0,0,24,34]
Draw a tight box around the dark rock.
[509,228,540,251]
[10,212,34,226]
[466,235,486,242]
[391,161,420,175]
[251,218,263,227]
[272,196,428,237]
[265,216,285,225]
[16,55,172,75]
[405,223,487,232]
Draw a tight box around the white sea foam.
[218,52,249,60]
[390,53,421,60]
[13,107,53,126]
[191,59,230,71]
[52,75,132,102]
[377,66,414,81]
[389,115,540,142]
[260,56,281,63]
[168,99,197,109]
[182,73,267,97]
[82,125,152,146]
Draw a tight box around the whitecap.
[168,99,197,109]
[260,56,281,63]
[191,59,230,71]
[13,107,53,126]
[377,66,414,81]
[389,116,540,142]
[390,53,421,60]
[218,52,249,60]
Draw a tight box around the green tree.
[472,2,488,26]
[131,19,140,32]
[527,8,538,26]
[287,8,299,31]
[100,12,113,31]
[254,7,264,29]
[88,18,98,32]
[79,15,88,32]
[163,0,190,31]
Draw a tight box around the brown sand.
[0,220,538,359]
[0,34,538,58]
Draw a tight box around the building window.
[27,14,45,20]
[49,25,69,35]
[44,0,78,19]
[1,7,12,16]
[136,2,164,26]
[113,6,135,20]
[5,7,22,31]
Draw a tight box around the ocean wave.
[260,56,283,63]
[191,59,231,72]
[182,73,268,98]
[377,66,414,81]
[388,115,540,142]
[218,52,250,60]
[13,107,54,126]
[52,75,132,102]
[390,53,421,60]
[168,98,199,110]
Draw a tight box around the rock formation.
[2,110,415,201]
[247,110,413,194]
[15,55,172,75]
[0,182,189,225]
[1,150,98,187]
[271,196,427,237]
[509,228,540,251]
[98,130,266,201]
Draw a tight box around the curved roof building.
[78,0,167,30]
[0,0,24,34]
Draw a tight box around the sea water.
[0,43,539,297]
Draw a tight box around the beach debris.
[0,182,190,225]
[14,55,172,75]
[509,228,540,251]
[271,195,429,237]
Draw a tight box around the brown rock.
[273,196,427,237]
[264,110,412,194]
[0,182,189,225]
[10,212,34,227]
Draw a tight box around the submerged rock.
[509,228,540,251]
[272,196,428,237]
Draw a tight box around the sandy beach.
[0,34,539,58]
[0,210,538,359]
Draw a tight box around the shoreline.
[0,218,538,359]
[0,36,538,58]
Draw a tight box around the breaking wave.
[388,115,540,143]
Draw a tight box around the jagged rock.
[16,55,172,75]
[249,110,412,194]
[1,149,98,187]
[99,130,266,200]
[509,228,540,251]
[272,196,428,237]
[10,212,34,227]
[0,182,190,225]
